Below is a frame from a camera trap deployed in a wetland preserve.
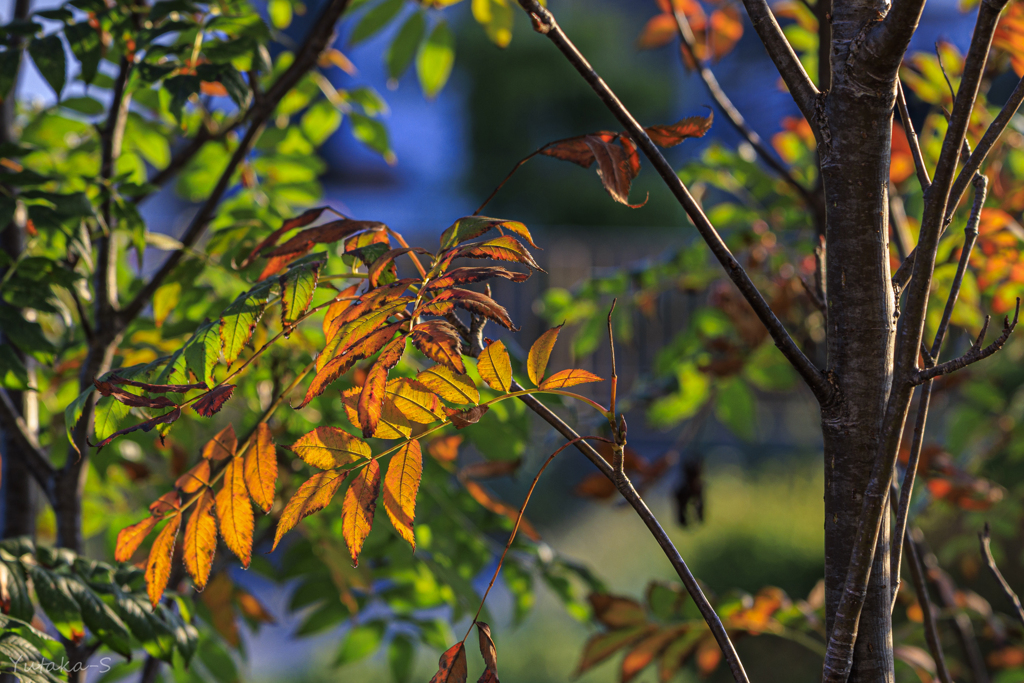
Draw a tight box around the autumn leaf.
[417,365,479,405]
[430,642,468,683]
[203,424,237,460]
[383,440,422,550]
[590,594,647,627]
[93,381,176,409]
[575,625,657,677]
[215,457,255,567]
[323,284,361,339]
[460,478,539,541]
[426,266,530,290]
[477,622,498,679]
[241,206,331,267]
[183,490,217,590]
[440,216,538,250]
[291,426,371,469]
[358,335,408,438]
[175,460,211,493]
[585,134,644,207]
[105,376,208,393]
[301,322,404,408]
[457,235,543,271]
[342,459,381,566]
[145,514,181,608]
[244,423,277,514]
[445,289,516,330]
[645,113,713,148]
[427,435,462,462]
[272,470,347,551]
[266,219,384,257]
[367,246,431,287]
[387,379,445,423]
[93,408,182,450]
[540,369,603,389]
[449,405,489,429]
[192,384,236,417]
[115,516,158,562]
[621,626,688,683]
[341,387,414,439]
[637,13,677,49]
[527,326,562,386]
[477,340,512,392]
[149,491,181,517]
[280,257,323,325]
[411,321,465,373]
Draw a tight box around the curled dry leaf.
[115,516,158,562]
[203,424,237,460]
[192,384,236,417]
[527,326,562,386]
[440,216,538,250]
[244,423,277,514]
[266,219,383,258]
[342,459,381,566]
[430,642,468,683]
[215,457,255,568]
[426,266,530,290]
[93,407,182,450]
[105,376,208,393]
[183,490,217,590]
[477,622,498,675]
[645,113,713,148]
[93,381,176,409]
[272,470,347,551]
[411,321,465,374]
[457,235,543,271]
[477,340,512,393]
[447,288,516,330]
[145,514,181,608]
[449,405,490,429]
[383,440,422,550]
[291,426,371,469]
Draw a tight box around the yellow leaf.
[386,379,445,423]
[527,325,561,386]
[358,336,407,438]
[341,387,412,439]
[540,368,603,389]
[145,514,181,608]
[183,491,217,590]
[271,470,347,551]
[383,440,422,550]
[477,339,512,392]
[175,460,211,493]
[215,457,254,567]
[244,423,277,513]
[416,365,479,405]
[202,424,237,460]
[342,460,380,566]
[115,516,158,562]
[291,426,370,469]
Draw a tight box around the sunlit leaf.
[183,491,217,591]
[411,321,465,374]
[214,458,254,568]
[477,340,512,392]
[417,365,479,405]
[272,471,347,551]
[359,335,408,438]
[457,235,542,271]
[540,368,602,389]
[417,21,455,99]
[192,384,235,417]
[645,113,713,148]
[244,423,277,513]
[383,440,422,550]
[342,460,381,566]
[175,461,211,494]
[115,516,158,563]
[145,515,181,608]
[203,424,237,461]
[527,325,561,386]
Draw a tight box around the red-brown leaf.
[266,219,384,257]
[477,622,498,676]
[93,408,182,450]
[358,336,408,438]
[242,206,330,266]
[456,235,543,271]
[300,323,404,409]
[430,642,468,683]
[426,266,531,290]
[446,289,516,330]
[104,377,208,393]
[94,381,176,409]
[368,247,431,287]
[449,405,489,429]
[645,113,713,148]
[411,321,465,373]
[585,134,643,207]
[460,478,539,541]
[540,136,599,168]
[192,385,236,417]
[342,459,381,566]
[258,252,305,281]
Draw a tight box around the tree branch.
[896,80,930,191]
[0,386,55,507]
[860,0,928,78]
[119,0,352,324]
[508,379,751,683]
[516,0,833,406]
[737,0,819,124]
[979,523,1024,627]
[913,299,1019,383]
[671,9,815,205]
[902,527,954,683]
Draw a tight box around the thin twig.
[607,298,617,419]
[913,299,1019,383]
[896,80,931,190]
[979,523,1024,627]
[904,528,954,683]
[516,0,833,407]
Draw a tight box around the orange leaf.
[301,322,404,408]
[386,379,445,423]
[215,458,254,567]
[202,424,237,460]
[200,81,228,96]
[527,325,562,386]
[183,490,217,590]
[411,321,465,374]
[427,434,462,462]
[540,368,603,389]
[323,284,361,339]
[426,266,531,290]
[291,426,371,469]
[430,642,468,683]
[115,516,158,562]
[342,459,381,566]
[456,235,543,271]
[145,514,181,607]
[695,637,722,676]
[645,113,713,148]
[244,423,277,514]
[890,121,914,185]
[575,626,657,677]
[708,6,743,61]
[621,627,687,683]
[462,479,539,541]
[637,13,678,50]
[359,336,408,437]
[383,440,422,550]
[446,289,516,330]
[477,622,498,676]
[478,340,512,392]
[271,470,347,551]
[175,460,211,493]
[236,590,277,623]
[243,206,330,267]
[266,219,382,257]
[149,491,181,517]
[417,365,479,405]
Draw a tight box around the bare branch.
[0,386,56,507]
[860,0,927,78]
[516,0,833,406]
[120,0,351,324]
[979,523,1024,627]
[902,526,955,683]
[737,0,819,124]
[896,80,930,191]
[671,9,815,204]
[508,379,751,683]
[913,299,1019,383]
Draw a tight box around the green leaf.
[471,0,513,48]
[0,304,57,363]
[0,50,22,101]
[387,11,425,82]
[0,561,34,622]
[648,361,710,428]
[295,601,350,636]
[301,100,342,146]
[153,282,181,328]
[65,578,132,657]
[60,95,104,115]
[64,387,95,455]
[388,634,415,683]
[220,279,275,366]
[27,567,84,642]
[94,395,131,442]
[164,74,201,121]
[28,34,66,100]
[350,113,393,161]
[715,377,756,440]
[416,21,454,99]
[268,0,293,28]
[65,21,101,84]
[198,638,237,683]
[334,622,385,666]
[112,590,175,662]
[0,345,29,391]
[349,0,405,46]
[184,321,221,387]
[280,258,322,326]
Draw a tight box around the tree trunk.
[820,2,899,679]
